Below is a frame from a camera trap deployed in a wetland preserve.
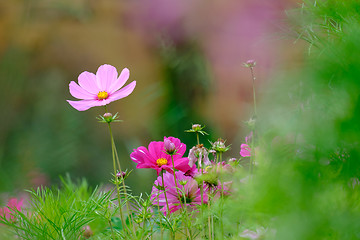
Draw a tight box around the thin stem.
[170,156,183,209]
[108,219,116,240]
[161,171,171,216]
[156,191,164,240]
[112,136,136,232]
[208,201,212,240]
[196,133,200,146]
[159,180,175,240]
[107,123,126,230]
[250,66,257,117]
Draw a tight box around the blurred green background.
[0,0,299,194]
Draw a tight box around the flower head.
[67,64,136,111]
[0,198,23,222]
[130,136,190,175]
[240,144,251,157]
[188,144,210,168]
[151,171,208,215]
[210,138,231,153]
[243,60,256,68]
[240,133,252,157]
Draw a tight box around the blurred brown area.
[0,0,303,194]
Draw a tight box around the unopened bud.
[211,138,231,153]
[244,59,256,68]
[179,180,188,186]
[164,138,176,155]
[192,124,202,131]
[229,158,237,163]
[82,225,93,239]
[103,113,113,123]
[116,171,126,179]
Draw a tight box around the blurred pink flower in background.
[126,0,295,139]
[67,64,136,111]
[150,171,208,215]
[240,132,253,157]
[0,198,23,221]
[240,144,252,157]
[130,136,190,175]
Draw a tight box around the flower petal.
[69,81,94,100]
[108,81,136,102]
[67,99,104,111]
[96,64,118,91]
[78,71,99,94]
[109,68,130,94]
[173,157,191,173]
[148,141,165,160]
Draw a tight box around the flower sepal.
[97,112,123,124]
[185,124,209,136]
[112,169,132,185]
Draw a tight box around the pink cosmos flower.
[240,132,253,157]
[240,144,251,157]
[130,136,191,175]
[150,171,208,215]
[0,198,23,222]
[67,64,136,111]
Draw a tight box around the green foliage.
[219,0,360,239]
[0,176,115,239]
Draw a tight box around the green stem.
[196,133,200,146]
[156,191,164,240]
[107,123,126,231]
[111,133,136,233]
[170,156,182,208]
[208,201,212,240]
[161,171,171,216]
[250,66,257,117]
[108,218,116,240]
[104,105,135,235]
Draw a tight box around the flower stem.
[161,171,171,216]
[107,122,126,231]
[250,66,257,117]
[208,201,212,240]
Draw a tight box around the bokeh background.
[0,0,301,195]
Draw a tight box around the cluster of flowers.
[129,130,250,215]
[64,64,253,216]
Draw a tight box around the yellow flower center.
[156,158,168,167]
[97,91,108,100]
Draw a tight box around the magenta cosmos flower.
[67,64,136,111]
[130,136,190,175]
[150,171,208,215]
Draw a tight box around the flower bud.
[116,171,126,179]
[228,158,237,163]
[192,124,202,131]
[82,225,93,239]
[103,112,113,123]
[211,138,231,153]
[243,59,256,68]
[164,138,176,155]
